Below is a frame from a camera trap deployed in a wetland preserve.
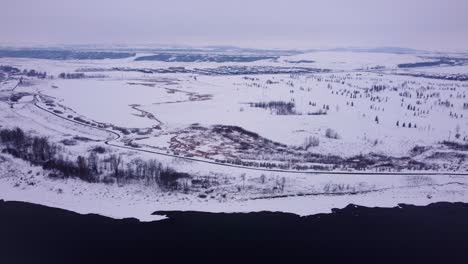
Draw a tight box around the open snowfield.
[278,51,429,70]
[1,48,468,221]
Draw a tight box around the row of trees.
[396,121,417,128]
[0,66,47,78]
[22,69,47,78]
[58,72,85,79]
[250,101,296,115]
[0,65,20,74]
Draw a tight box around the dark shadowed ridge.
[1,200,468,263]
[0,49,136,60]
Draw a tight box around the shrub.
[102,176,115,184]
[61,139,77,146]
[325,128,340,139]
[91,146,106,154]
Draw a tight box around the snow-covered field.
[1,48,468,221]
[1,152,467,222]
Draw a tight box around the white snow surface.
[1,50,468,221]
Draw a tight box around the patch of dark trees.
[212,125,261,140]
[9,92,31,102]
[58,72,85,79]
[111,67,191,74]
[196,66,328,76]
[410,145,431,156]
[0,66,47,78]
[0,49,136,60]
[91,66,329,76]
[369,84,387,92]
[218,149,438,171]
[398,60,456,68]
[71,116,98,126]
[211,125,286,149]
[135,53,278,63]
[250,101,296,115]
[343,153,434,171]
[398,56,468,69]
[23,69,47,78]
[442,141,468,151]
[397,73,468,82]
[306,110,327,115]
[0,127,190,190]
[427,151,467,161]
[0,65,21,74]
[286,60,315,63]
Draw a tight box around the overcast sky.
[2,0,468,51]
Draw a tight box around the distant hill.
[0,49,135,60]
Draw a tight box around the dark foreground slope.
[1,200,468,263]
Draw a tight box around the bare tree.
[280,177,286,192]
[87,152,99,174]
[240,173,246,189]
[77,156,92,182]
[109,154,122,179]
[260,174,266,184]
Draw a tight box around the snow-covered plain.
[1,49,468,221]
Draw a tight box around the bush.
[61,139,77,146]
[325,128,340,139]
[102,176,115,184]
[91,146,106,154]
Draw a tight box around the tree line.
[58,72,85,79]
[250,101,296,115]
[0,127,189,190]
